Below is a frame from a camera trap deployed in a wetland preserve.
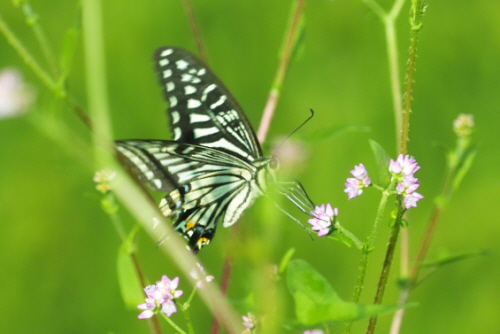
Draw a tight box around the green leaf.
[421,249,487,268]
[369,140,392,187]
[279,248,296,274]
[117,224,144,309]
[452,146,476,192]
[58,26,80,86]
[309,124,371,143]
[286,259,405,325]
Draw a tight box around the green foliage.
[278,247,296,274]
[58,26,79,86]
[451,145,476,193]
[369,139,392,187]
[286,259,403,325]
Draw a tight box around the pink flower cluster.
[137,275,183,319]
[308,203,338,237]
[242,312,257,333]
[344,163,371,199]
[389,154,423,209]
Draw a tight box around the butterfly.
[116,47,314,253]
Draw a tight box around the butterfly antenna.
[275,109,315,151]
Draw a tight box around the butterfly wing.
[154,47,262,162]
[116,140,265,252]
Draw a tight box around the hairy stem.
[344,189,390,333]
[368,1,425,332]
[366,206,403,334]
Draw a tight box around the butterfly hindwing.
[116,139,267,252]
[154,47,262,162]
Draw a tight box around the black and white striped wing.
[116,140,264,252]
[155,47,262,162]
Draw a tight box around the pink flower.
[344,163,371,199]
[389,155,423,209]
[137,275,183,319]
[351,163,368,179]
[242,312,257,331]
[403,192,424,209]
[160,299,178,317]
[157,275,183,299]
[304,330,324,334]
[308,204,338,237]
[389,154,420,176]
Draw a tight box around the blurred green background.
[1,0,499,333]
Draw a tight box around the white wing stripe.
[203,138,252,161]
[193,127,219,138]
[189,113,211,123]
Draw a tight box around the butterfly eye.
[269,157,280,170]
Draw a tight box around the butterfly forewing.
[155,47,262,162]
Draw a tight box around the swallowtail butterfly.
[116,47,314,253]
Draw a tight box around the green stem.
[99,192,127,240]
[383,20,403,148]
[185,286,198,306]
[0,14,64,97]
[161,313,188,334]
[400,0,425,154]
[366,206,404,334]
[335,223,363,250]
[82,0,114,166]
[344,189,391,334]
[362,0,406,149]
[181,306,195,334]
[19,1,59,76]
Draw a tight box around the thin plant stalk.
[344,1,405,333]
[366,1,426,333]
[162,313,188,334]
[0,14,63,97]
[344,188,391,333]
[18,1,59,76]
[366,206,403,334]
[257,0,307,143]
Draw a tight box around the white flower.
[0,68,35,118]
